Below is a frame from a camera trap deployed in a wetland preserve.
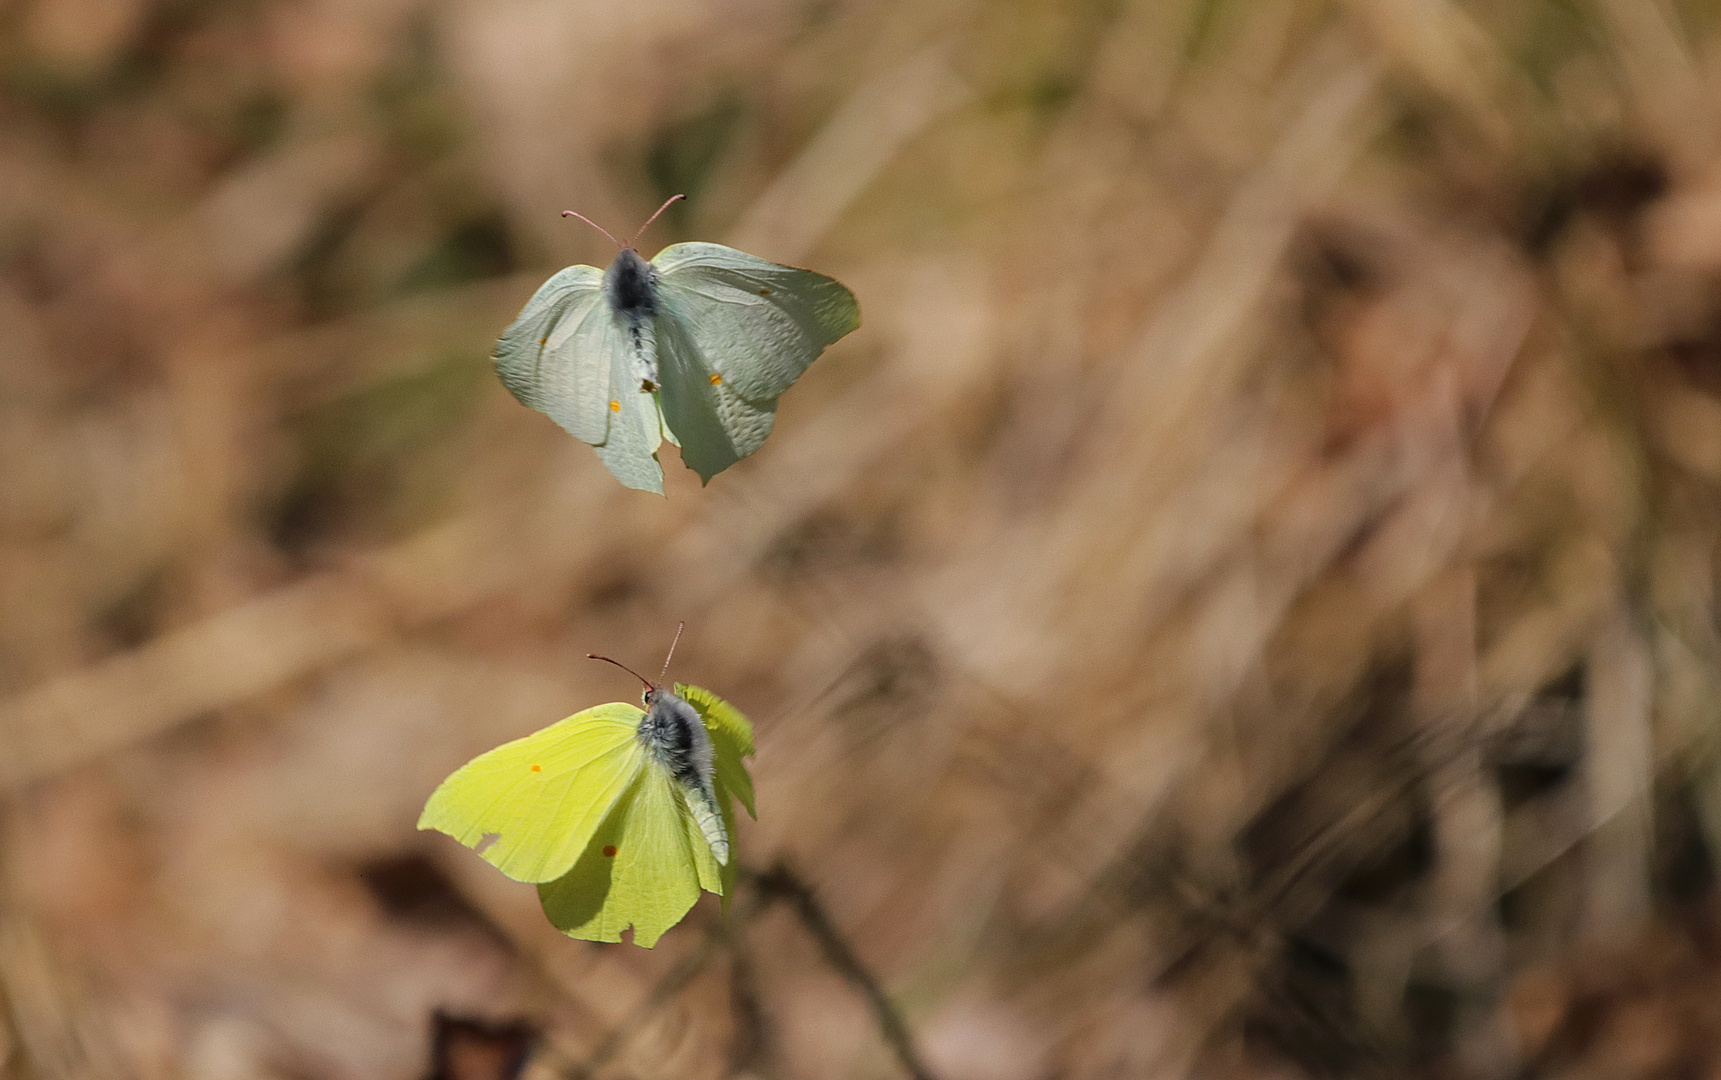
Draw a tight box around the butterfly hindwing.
[675,683,756,902]
[416,703,646,883]
[676,682,755,819]
[653,315,749,483]
[537,760,711,947]
[578,306,663,493]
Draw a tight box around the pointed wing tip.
[416,801,452,835]
[824,284,861,340]
[675,453,726,487]
[629,465,667,496]
[607,461,666,495]
[614,474,666,496]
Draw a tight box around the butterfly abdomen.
[604,249,661,388]
[639,690,729,863]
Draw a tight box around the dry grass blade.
[728,46,971,263]
[4,2,1721,1079]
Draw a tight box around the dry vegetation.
[8,0,1721,1078]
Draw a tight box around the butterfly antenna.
[630,194,686,248]
[587,654,654,690]
[561,210,625,251]
[658,622,685,682]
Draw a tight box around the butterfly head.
[587,622,687,709]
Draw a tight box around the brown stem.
[748,861,941,1080]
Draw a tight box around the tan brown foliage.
[6,1,1721,1079]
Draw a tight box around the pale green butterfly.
[418,626,755,947]
[495,194,861,494]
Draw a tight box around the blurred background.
[7,0,1721,1078]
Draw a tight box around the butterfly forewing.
[493,265,610,445]
[417,703,646,883]
[651,242,860,403]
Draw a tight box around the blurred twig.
[750,862,940,1080]
[556,862,938,1080]
[725,935,777,1080]
[727,46,969,263]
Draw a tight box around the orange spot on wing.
[758,287,772,296]
[708,373,722,385]
[537,338,547,345]
[609,400,621,412]
[530,765,542,772]
[602,845,618,857]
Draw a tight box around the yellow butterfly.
[419,628,754,947]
